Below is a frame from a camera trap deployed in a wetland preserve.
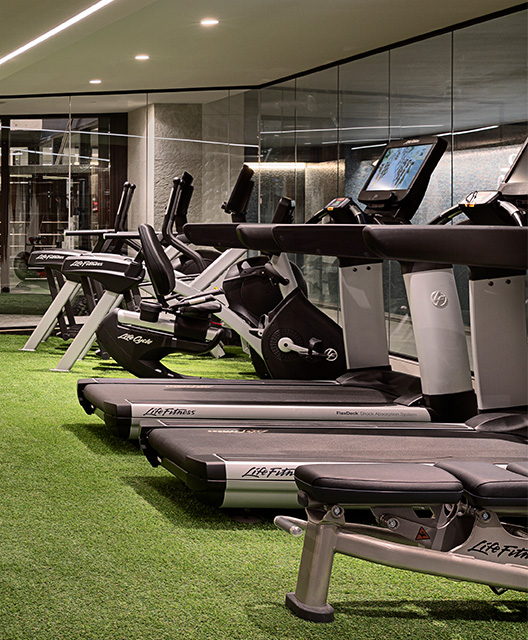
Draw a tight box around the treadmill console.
[358,136,447,221]
[461,190,500,207]
[222,164,255,221]
[499,136,528,211]
[326,197,351,208]
[305,197,365,224]
[459,137,527,226]
[271,197,296,224]
[502,137,528,186]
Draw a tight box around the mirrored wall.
[0,8,526,364]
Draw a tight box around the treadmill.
[77,136,526,443]
[78,135,478,436]
[139,223,527,508]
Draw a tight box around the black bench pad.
[435,461,528,509]
[296,461,528,509]
[294,463,463,506]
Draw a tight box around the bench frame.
[276,471,528,622]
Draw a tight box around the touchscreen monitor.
[364,143,434,192]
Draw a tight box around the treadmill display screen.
[504,141,528,184]
[365,144,434,192]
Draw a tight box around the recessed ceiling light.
[200,18,219,26]
[90,79,102,84]
[135,54,150,60]
[0,0,118,66]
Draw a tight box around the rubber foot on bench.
[285,592,334,623]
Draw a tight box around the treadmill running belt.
[80,378,423,433]
[142,426,527,509]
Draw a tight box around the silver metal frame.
[21,280,82,351]
[276,494,528,622]
[339,262,389,369]
[470,274,528,410]
[51,290,123,372]
[403,267,473,396]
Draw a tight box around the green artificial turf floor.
[0,333,526,639]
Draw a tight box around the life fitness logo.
[118,333,153,345]
[69,260,103,268]
[36,253,68,261]
[430,290,448,308]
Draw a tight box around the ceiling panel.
[0,0,522,98]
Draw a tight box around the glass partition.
[0,97,72,325]
[292,69,340,312]
[142,90,260,229]
[147,91,228,229]
[390,34,453,222]
[200,90,256,223]
[0,89,264,326]
[339,52,390,199]
[257,80,298,222]
[295,67,339,218]
[452,13,528,202]
[65,116,118,251]
[450,12,528,364]
[386,34,453,358]
[239,88,260,220]
[339,52,393,352]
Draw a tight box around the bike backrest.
[138,223,176,302]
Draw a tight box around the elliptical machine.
[95,179,316,378]
[49,170,232,373]
[143,170,223,277]
[21,182,136,350]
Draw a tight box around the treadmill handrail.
[184,197,295,251]
[184,223,248,249]
[231,223,528,269]
[247,224,378,260]
[235,224,282,253]
[363,225,528,270]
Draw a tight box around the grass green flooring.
[0,333,526,639]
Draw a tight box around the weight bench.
[274,460,528,622]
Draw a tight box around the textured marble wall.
[126,98,247,231]
[152,103,203,230]
[201,93,245,224]
[127,105,149,232]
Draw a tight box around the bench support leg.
[286,508,344,622]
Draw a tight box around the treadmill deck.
[79,370,427,435]
[141,424,527,509]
